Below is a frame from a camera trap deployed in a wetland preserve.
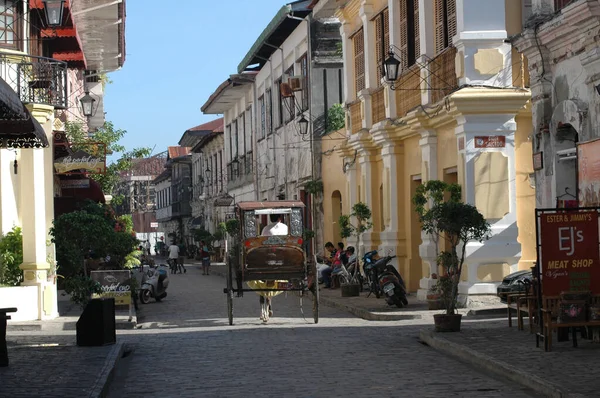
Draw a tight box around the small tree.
[339,202,373,283]
[414,182,490,314]
[0,227,23,286]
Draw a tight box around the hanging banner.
[539,210,600,296]
[578,139,600,206]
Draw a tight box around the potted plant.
[338,202,373,297]
[426,273,444,310]
[414,182,490,332]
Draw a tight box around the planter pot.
[433,313,462,332]
[427,298,444,311]
[341,283,360,297]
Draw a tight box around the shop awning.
[0,77,48,148]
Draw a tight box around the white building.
[202,1,343,249]
[0,0,125,321]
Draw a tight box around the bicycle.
[167,258,178,274]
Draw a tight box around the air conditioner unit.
[280,82,294,98]
[288,76,304,92]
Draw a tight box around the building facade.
[154,147,192,246]
[0,0,125,321]
[513,0,600,209]
[312,0,536,298]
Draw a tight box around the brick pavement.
[106,262,538,397]
[421,319,600,397]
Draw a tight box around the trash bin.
[76,298,116,347]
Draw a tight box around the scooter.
[362,250,381,298]
[373,254,408,308]
[139,264,169,304]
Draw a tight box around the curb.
[419,329,571,398]
[208,265,420,321]
[88,341,125,398]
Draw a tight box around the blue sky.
[103,1,290,158]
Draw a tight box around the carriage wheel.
[227,260,234,326]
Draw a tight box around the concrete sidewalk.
[420,320,600,397]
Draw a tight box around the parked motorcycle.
[373,254,408,308]
[362,250,381,298]
[139,264,170,304]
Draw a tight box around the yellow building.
[314,0,536,299]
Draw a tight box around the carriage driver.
[261,214,288,236]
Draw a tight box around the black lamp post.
[79,92,95,117]
[42,0,65,28]
[383,51,401,88]
[298,115,309,135]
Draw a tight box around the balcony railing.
[396,65,422,117]
[348,100,362,134]
[0,53,68,109]
[371,86,386,125]
[429,47,459,104]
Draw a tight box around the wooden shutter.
[446,0,457,47]
[434,0,445,55]
[353,28,365,94]
[399,0,408,70]
[383,9,390,69]
[375,14,383,85]
[414,0,420,62]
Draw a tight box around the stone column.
[417,129,439,300]
[20,104,57,320]
[360,2,376,90]
[373,124,409,279]
[339,21,355,104]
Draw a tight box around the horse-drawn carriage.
[223,201,319,324]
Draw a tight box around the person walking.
[177,241,187,274]
[200,240,211,275]
[168,241,180,274]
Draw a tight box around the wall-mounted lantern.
[79,91,96,117]
[43,0,66,28]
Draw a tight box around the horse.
[246,280,286,323]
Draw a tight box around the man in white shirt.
[168,242,180,274]
[261,214,288,236]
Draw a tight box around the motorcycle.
[362,250,381,298]
[373,254,408,308]
[139,264,170,304]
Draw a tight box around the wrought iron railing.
[0,53,68,109]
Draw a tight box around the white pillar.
[20,104,57,320]
[418,0,435,106]
[417,130,439,299]
[0,148,19,234]
[360,3,377,90]
[340,21,355,103]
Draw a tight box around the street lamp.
[79,92,96,117]
[298,115,309,135]
[42,0,66,28]
[383,51,401,87]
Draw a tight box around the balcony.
[0,53,68,109]
[396,65,422,117]
[429,47,459,104]
[371,86,386,125]
[348,100,362,134]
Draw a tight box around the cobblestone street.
[106,263,539,398]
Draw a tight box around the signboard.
[474,136,506,148]
[533,152,543,171]
[539,211,600,296]
[60,179,90,189]
[91,270,132,306]
[150,222,158,228]
[578,139,600,206]
[55,149,106,174]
